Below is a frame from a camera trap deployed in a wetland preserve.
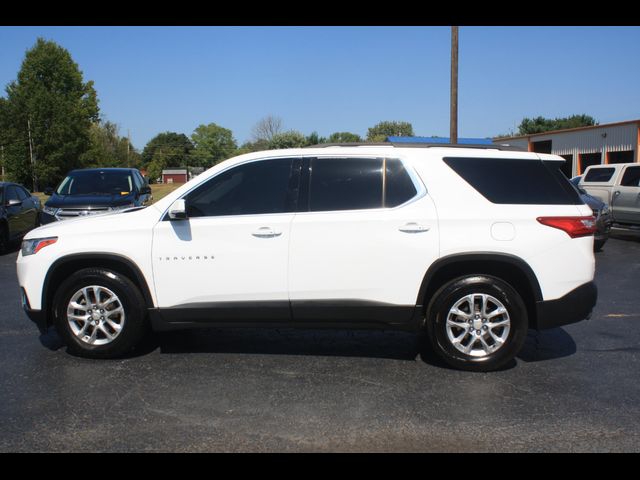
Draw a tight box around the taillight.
[536,216,597,238]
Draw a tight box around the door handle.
[398,223,430,233]
[252,227,282,238]
[614,191,621,196]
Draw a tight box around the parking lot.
[1,230,639,452]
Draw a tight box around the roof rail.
[306,142,526,151]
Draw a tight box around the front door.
[152,157,300,321]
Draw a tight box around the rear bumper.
[535,281,597,330]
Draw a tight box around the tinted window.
[186,158,294,217]
[584,167,615,183]
[385,158,418,207]
[443,157,582,205]
[132,171,143,190]
[16,187,30,201]
[309,158,382,211]
[5,186,20,202]
[57,170,134,195]
[621,166,640,187]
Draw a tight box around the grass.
[33,182,183,205]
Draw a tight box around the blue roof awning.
[387,136,493,145]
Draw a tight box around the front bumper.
[20,287,47,333]
[535,281,597,330]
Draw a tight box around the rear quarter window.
[584,167,615,183]
[443,157,582,205]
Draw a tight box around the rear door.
[288,156,439,326]
[612,165,640,225]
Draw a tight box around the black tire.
[52,267,148,358]
[594,239,606,252]
[425,275,528,372]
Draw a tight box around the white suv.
[16,144,598,371]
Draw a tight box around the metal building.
[493,119,640,178]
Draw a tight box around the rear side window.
[584,167,615,183]
[307,157,419,212]
[385,158,418,207]
[621,166,640,187]
[443,157,582,205]
[309,158,382,211]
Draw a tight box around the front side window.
[16,187,30,201]
[5,186,19,203]
[185,158,295,217]
[621,166,640,187]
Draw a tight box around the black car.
[41,168,152,224]
[0,182,41,254]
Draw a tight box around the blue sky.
[1,26,639,150]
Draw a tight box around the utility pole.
[27,118,37,192]
[450,26,459,145]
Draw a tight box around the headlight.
[42,206,59,216]
[21,237,58,256]
[110,204,135,212]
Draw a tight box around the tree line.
[0,38,598,189]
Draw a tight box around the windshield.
[56,170,134,196]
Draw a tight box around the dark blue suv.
[41,168,152,224]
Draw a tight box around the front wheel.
[425,275,528,372]
[52,268,148,358]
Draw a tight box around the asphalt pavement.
[1,230,639,452]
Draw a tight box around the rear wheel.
[53,268,148,358]
[425,275,528,372]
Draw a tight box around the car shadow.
[155,328,423,362]
[517,328,577,363]
[40,325,578,367]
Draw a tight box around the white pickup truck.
[579,163,640,228]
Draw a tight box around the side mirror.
[43,187,54,196]
[140,185,152,195]
[168,199,187,220]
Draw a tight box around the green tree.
[268,130,307,149]
[80,120,140,169]
[305,131,327,146]
[328,131,362,143]
[190,123,237,167]
[517,114,597,135]
[0,38,99,189]
[366,121,414,142]
[142,132,193,182]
